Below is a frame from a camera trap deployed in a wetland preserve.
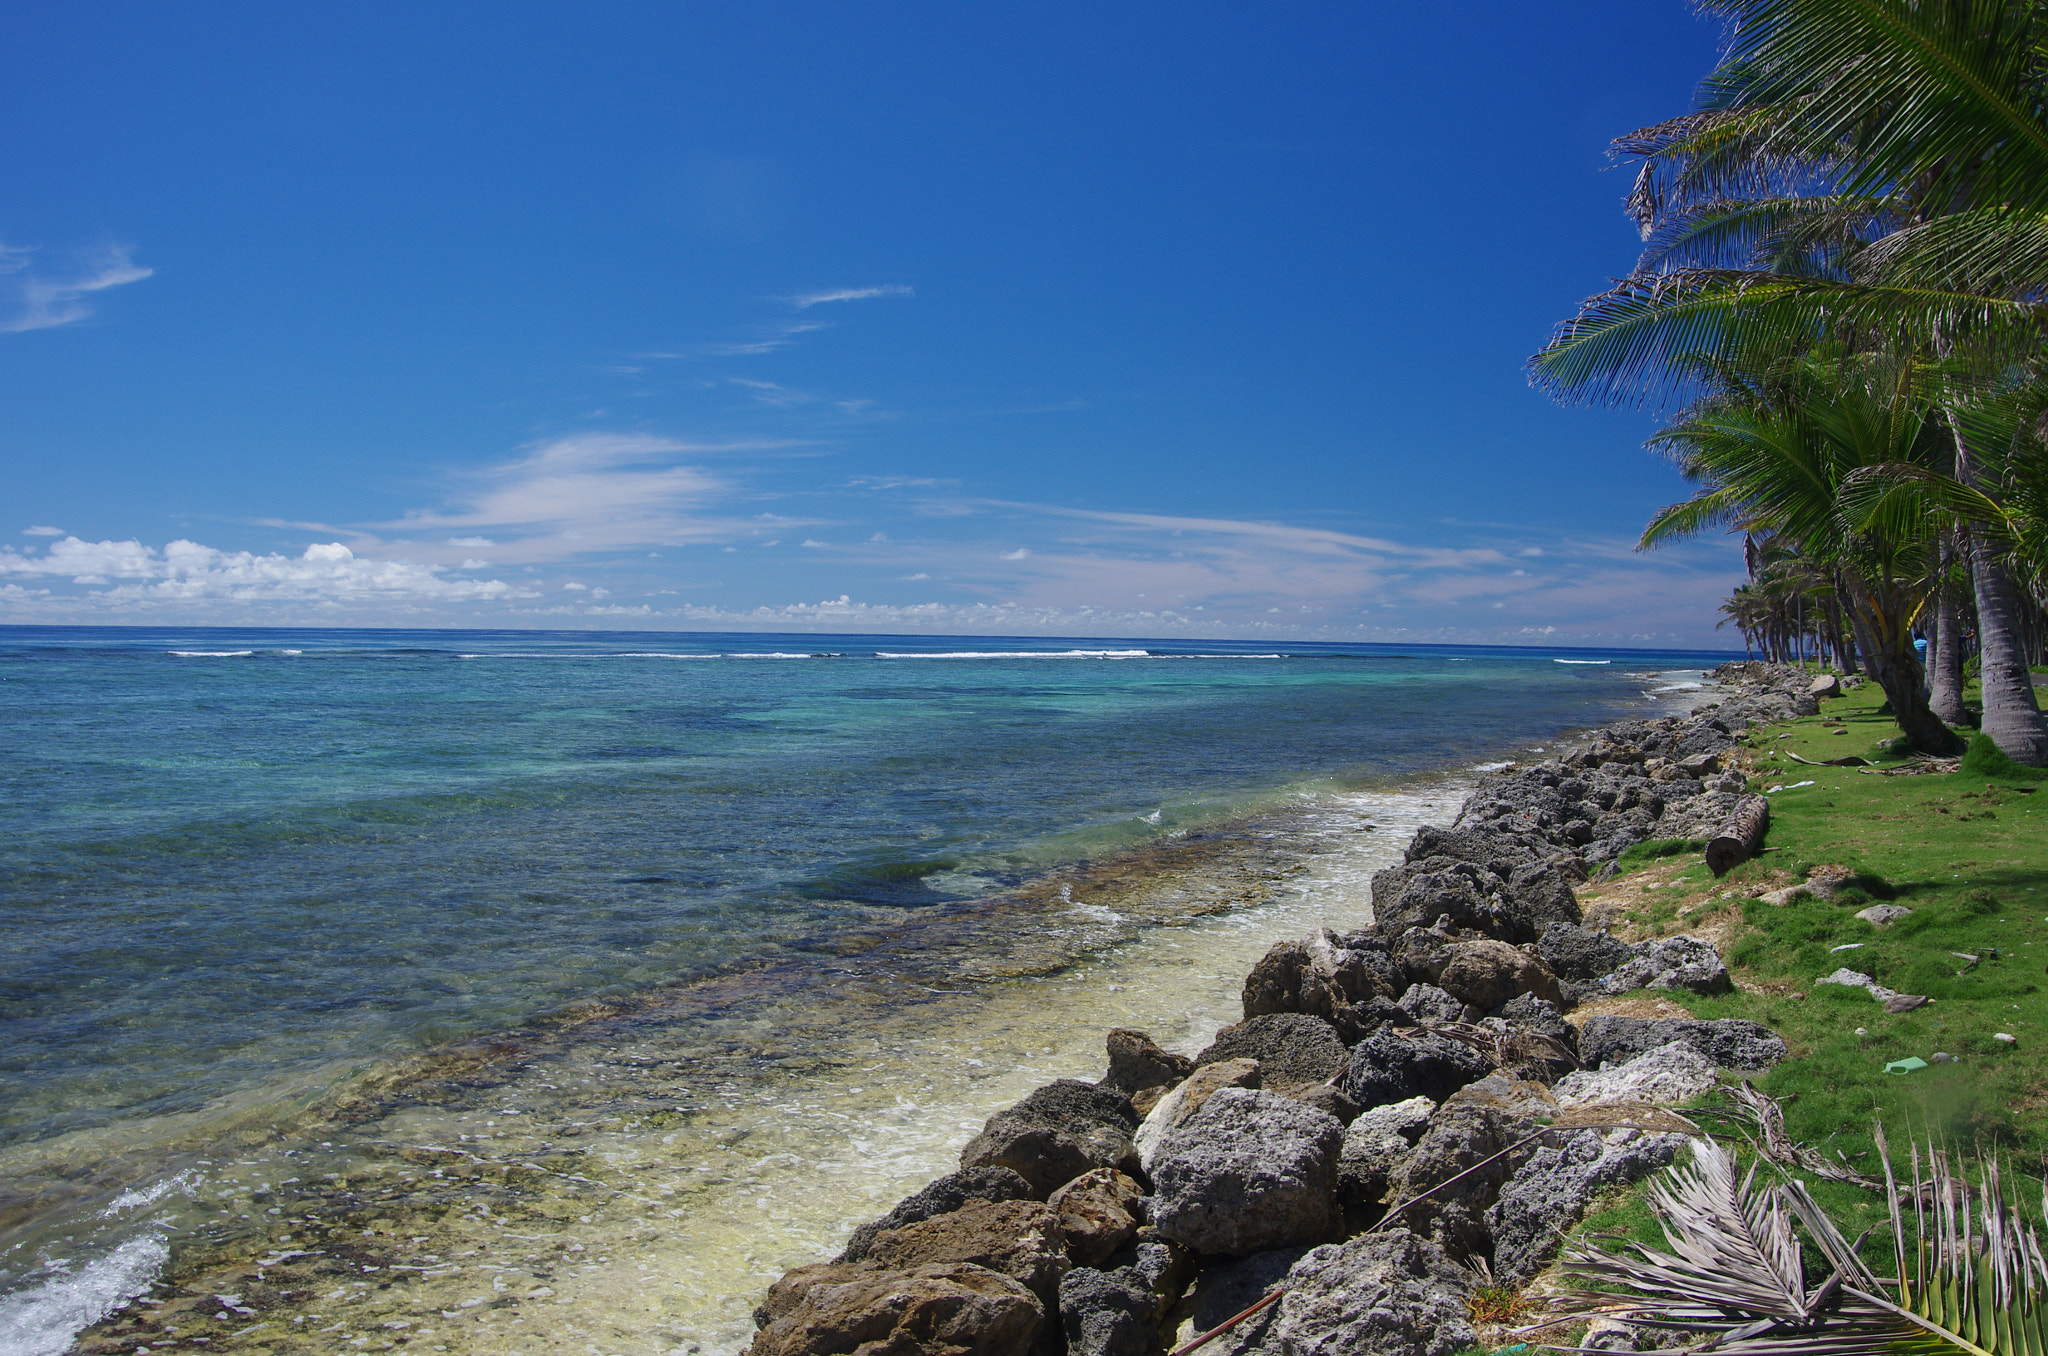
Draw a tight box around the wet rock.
[1240,929,1400,1041]
[1337,1095,1434,1208]
[1577,1015,1786,1072]
[1552,1040,1717,1108]
[1135,1059,1261,1173]
[1195,1013,1348,1087]
[1047,1169,1144,1267]
[1169,1247,1310,1356]
[1608,935,1732,996]
[1058,1266,1159,1356]
[1488,1128,1691,1283]
[1149,1088,1343,1256]
[1381,1103,1528,1260]
[1341,1027,1493,1111]
[756,1261,882,1331]
[1436,939,1561,1010]
[1247,1231,1476,1356]
[1099,1029,1193,1098]
[1538,922,1632,983]
[1395,983,1465,1026]
[747,1262,1043,1356]
[838,1167,1038,1263]
[960,1080,1142,1197]
[863,1198,1072,1307]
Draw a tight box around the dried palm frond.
[1524,1128,2048,1356]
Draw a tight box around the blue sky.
[0,2,1741,644]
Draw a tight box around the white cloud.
[1,243,152,333]
[0,537,530,607]
[22,525,64,536]
[1001,547,1031,560]
[790,285,913,309]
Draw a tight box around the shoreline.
[32,670,1717,1356]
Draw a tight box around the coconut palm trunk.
[1950,418,2048,764]
[1843,571,1960,755]
[1928,540,1969,726]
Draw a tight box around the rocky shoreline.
[743,662,1823,1356]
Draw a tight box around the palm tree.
[1642,353,1960,752]
[1531,0,2048,764]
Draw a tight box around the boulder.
[1538,922,1631,983]
[1046,1169,1144,1267]
[746,1262,1043,1356]
[1552,1040,1717,1108]
[1391,927,1455,990]
[1436,939,1561,1010]
[1607,936,1732,996]
[1168,1247,1310,1356]
[1498,861,1584,937]
[960,1080,1141,1196]
[1336,1095,1433,1208]
[1135,1058,1261,1174]
[1395,982,1466,1025]
[838,1167,1038,1263]
[1057,1266,1159,1356]
[1856,904,1912,926]
[1240,929,1400,1042]
[1195,1013,1349,1087]
[1488,1128,1691,1283]
[1341,1027,1493,1111]
[1381,1103,1529,1259]
[862,1198,1071,1307]
[1099,1029,1193,1097]
[1149,1088,1344,1256]
[1245,1231,1476,1356]
[1371,859,1501,936]
[1277,1081,1361,1125]
[1576,1015,1786,1072]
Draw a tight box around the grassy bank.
[1549,673,2048,1284]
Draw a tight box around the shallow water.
[0,626,1729,1354]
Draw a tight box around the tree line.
[1534,0,2048,763]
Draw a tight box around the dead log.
[1705,794,1769,876]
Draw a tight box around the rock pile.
[745,663,1809,1356]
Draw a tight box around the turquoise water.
[0,625,1730,1350]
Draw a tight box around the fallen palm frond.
[1522,1127,2048,1356]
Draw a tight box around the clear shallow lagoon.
[0,626,1731,1353]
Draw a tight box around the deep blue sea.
[0,625,1736,1352]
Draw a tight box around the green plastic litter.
[1885,1057,1929,1074]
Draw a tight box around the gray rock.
[1553,1040,1717,1108]
[1336,1095,1434,1207]
[1341,1027,1493,1111]
[1856,904,1913,926]
[1436,939,1561,1009]
[1170,1247,1310,1356]
[1099,1029,1194,1097]
[1196,1013,1349,1087]
[838,1166,1039,1262]
[1371,858,1501,936]
[1058,1266,1159,1356]
[1149,1088,1344,1256]
[1240,930,1401,1043]
[1488,1127,1691,1283]
[1577,1016,1786,1072]
[1244,1231,1476,1356]
[1381,1103,1529,1259]
[1395,982,1465,1025]
[960,1079,1141,1197]
[1442,1073,1559,1121]
[1608,935,1733,996]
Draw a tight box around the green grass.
[1595,678,2048,1157]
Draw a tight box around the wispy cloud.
[789,284,913,309]
[22,525,64,536]
[1,243,153,333]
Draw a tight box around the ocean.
[0,625,1731,1355]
